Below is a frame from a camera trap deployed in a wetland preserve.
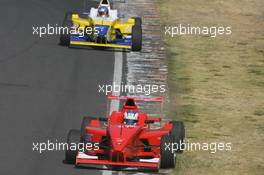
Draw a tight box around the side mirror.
[99,117,108,122]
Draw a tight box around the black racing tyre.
[170,121,185,153]
[60,12,74,46]
[80,117,92,141]
[64,11,77,21]
[160,135,176,169]
[133,17,142,26]
[131,25,142,51]
[65,129,81,164]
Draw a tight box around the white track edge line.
[102,51,123,175]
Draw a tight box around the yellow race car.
[60,0,142,51]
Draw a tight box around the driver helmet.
[124,110,138,125]
[98,6,109,17]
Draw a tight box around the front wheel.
[60,12,74,46]
[170,121,185,153]
[160,135,176,169]
[131,25,142,51]
[65,129,81,164]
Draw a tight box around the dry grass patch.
[156,0,264,174]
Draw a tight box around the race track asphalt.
[0,0,117,174]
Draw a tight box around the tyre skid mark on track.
[0,82,29,88]
[0,39,38,63]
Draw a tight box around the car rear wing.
[107,95,164,118]
[107,95,163,102]
[83,0,126,9]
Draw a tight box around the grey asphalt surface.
[0,0,115,174]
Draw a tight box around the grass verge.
[156,0,264,174]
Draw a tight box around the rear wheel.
[160,135,176,169]
[131,25,142,51]
[65,129,81,164]
[170,121,185,153]
[81,117,92,141]
[60,12,74,46]
[133,17,142,26]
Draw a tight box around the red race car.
[65,96,185,171]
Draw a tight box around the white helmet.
[124,110,138,125]
[98,6,109,17]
